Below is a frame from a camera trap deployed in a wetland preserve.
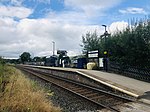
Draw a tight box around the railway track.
[18,66,135,112]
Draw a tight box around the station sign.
[88,50,99,58]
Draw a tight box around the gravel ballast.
[23,71,100,112]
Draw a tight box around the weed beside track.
[0,65,61,112]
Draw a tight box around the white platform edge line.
[76,71,139,98]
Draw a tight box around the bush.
[107,21,150,67]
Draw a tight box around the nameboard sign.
[88,50,99,58]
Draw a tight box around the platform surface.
[78,69,150,97]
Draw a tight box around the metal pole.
[102,25,107,47]
[102,25,108,72]
[52,41,55,55]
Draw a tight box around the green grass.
[0,65,61,112]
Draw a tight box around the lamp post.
[102,25,108,72]
[102,25,107,49]
[102,25,106,33]
[52,41,55,55]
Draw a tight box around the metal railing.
[109,61,150,82]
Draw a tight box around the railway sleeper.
[97,97,111,102]
[90,95,106,100]
[109,101,124,106]
[104,98,117,103]
[75,89,89,93]
[65,85,76,90]
[85,93,99,97]
[69,86,81,89]
[71,87,84,91]
[81,91,94,95]
[100,99,123,107]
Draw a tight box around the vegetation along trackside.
[0,57,61,112]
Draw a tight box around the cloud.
[10,0,24,6]
[46,0,123,25]
[109,21,128,34]
[0,16,101,58]
[0,0,51,5]
[36,0,51,4]
[64,0,122,17]
[119,7,147,14]
[0,0,126,59]
[0,15,129,59]
[64,0,122,10]
[0,6,33,18]
[47,11,88,24]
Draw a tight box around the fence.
[109,61,150,82]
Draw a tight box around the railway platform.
[76,69,150,105]
[78,69,150,97]
[24,65,150,104]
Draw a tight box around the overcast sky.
[0,0,149,59]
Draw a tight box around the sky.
[0,0,150,59]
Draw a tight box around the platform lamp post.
[102,25,107,48]
[102,24,108,72]
[52,41,55,55]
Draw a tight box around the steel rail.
[22,66,135,101]
[30,67,135,101]
[18,66,135,112]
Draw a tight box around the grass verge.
[0,65,61,112]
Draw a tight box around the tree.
[109,21,150,67]
[81,30,101,53]
[0,57,5,65]
[33,56,42,62]
[80,18,150,68]
[20,52,31,64]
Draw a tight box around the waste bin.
[77,58,87,69]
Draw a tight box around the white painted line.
[76,71,139,98]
